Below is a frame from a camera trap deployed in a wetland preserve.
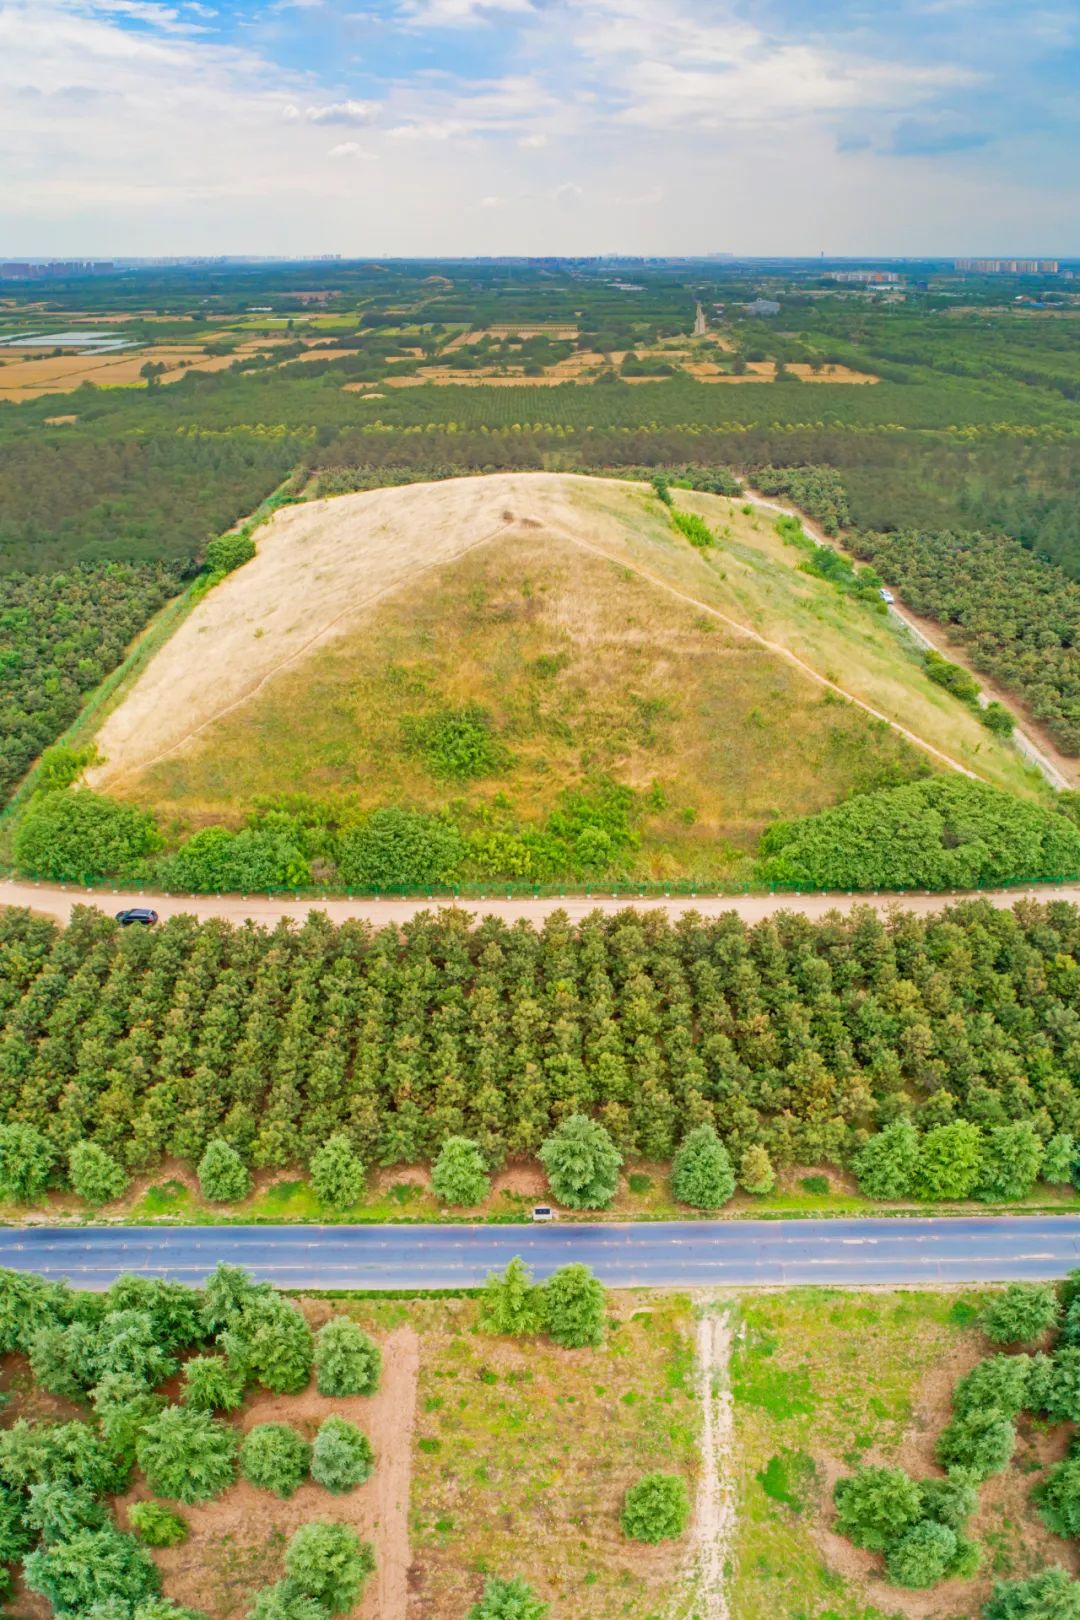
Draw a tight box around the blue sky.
[1,0,1077,255]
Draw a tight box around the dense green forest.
[850,528,1080,753]
[1,896,1079,1183]
[0,564,181,805]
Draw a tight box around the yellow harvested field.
[681,359,878,384]
[0,337,289,399]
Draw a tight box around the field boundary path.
[3,877,1079,930]
[684,1300,735,1620]
[4,1218,1080,1290]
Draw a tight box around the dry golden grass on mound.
[86,472,1037,875]
[120,526,927,873]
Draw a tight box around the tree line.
[2,898,1080,1188]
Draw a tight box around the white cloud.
[303,98,378,125]
[479,192,501,206]
[519,132,547,148]
[399,0,533,26]
[327,139,367,157]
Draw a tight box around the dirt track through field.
[90,472,975,793]
[684,1302,735,1620]
[3,877,1078,932]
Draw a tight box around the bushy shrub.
[202,1263,272,1335]
[130,1602,211,1620]
[952,1355,1030,1420]
[24,1525,160,1614]
[538,1114,622,1209]
[670,508,714,549]
[757,778,1080,891]
[197,1140,252,1204]
[204,532,256,575]
[914,1121,984,1201]
[924,651,981,705]
[982,701,1016,738]
[671,1124,735,1209]
[465,1575,548,1620]
[136,1407,238,1503]
[309,1134,365,1212]
[984,1567,1080,1619]
[1047,1348,1080,1423]
[106,1276,207,1353]
[247,1581,330,1620]
[14,790,161,883]
[738,1144,775,1195]
[25,1481,107,1542]
[540,1264,606,1349]
[431,1137,490,1206]
[69,1141,128,1206]
[159,825,310,895]
[1039,1456,1080,1538]
[0,1124,56,1205]
[853,1119,919,1201]
[128,1500,189,1547]
[833,1466,922,1552]
[0,1269,72,1355]
[919,1473,977,1533]
[182,1354,247,1414]
[983,1284,1059,1346]
[284,1521,375,1614]
[310,1416,373,1494]
[220,1294,313,1395]
[619,1472,690,1543]
[336,808,465,889]
[936,1407,1015,1481]
[0,1418,125,1497]
[478,1258,542,1337]
[402,705,509,781]
[885,1519,958,1588]
[240,1424,311,1499]
[314,1318,381,1397]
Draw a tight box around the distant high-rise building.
[954,258,1059,274]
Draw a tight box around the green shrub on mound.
[14,790,160,883]
[757,778,1080,891]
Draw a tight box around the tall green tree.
[538,1115,622,1209]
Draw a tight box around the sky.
[1,0,1078,257]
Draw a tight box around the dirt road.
[3,877,1077,931]
[740,488,1074,793]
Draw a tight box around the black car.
[115,907,159,927]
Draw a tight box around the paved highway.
[3,1218,1080,1291]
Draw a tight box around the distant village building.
[745,298,780,316]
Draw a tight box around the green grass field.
[730,1290,1077,1620]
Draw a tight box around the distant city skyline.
[2,0,1078,256]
